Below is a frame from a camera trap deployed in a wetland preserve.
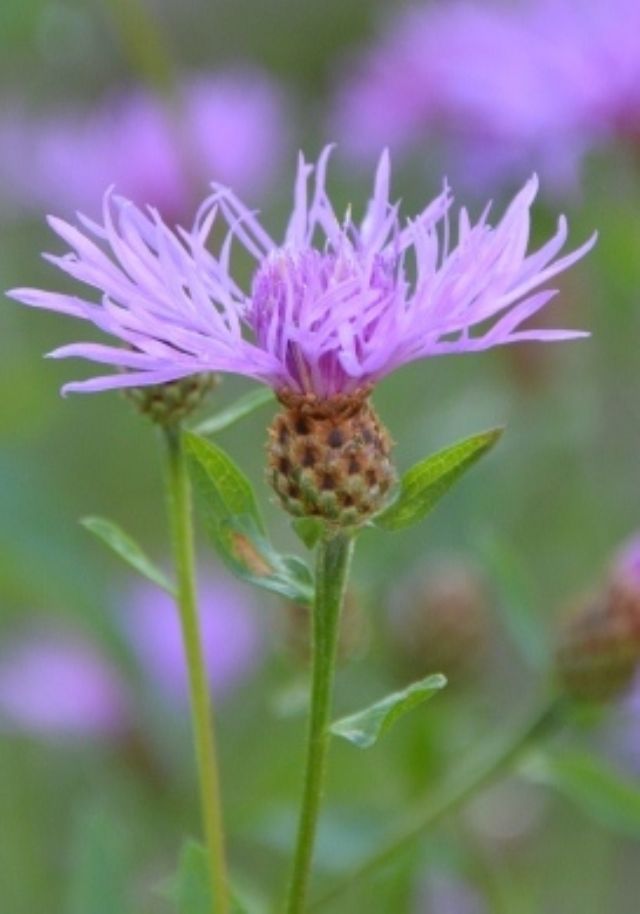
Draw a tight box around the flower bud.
[555,591,640,703]
[388,558,489,682]
[267,389,395,527]
[124,372,218,425]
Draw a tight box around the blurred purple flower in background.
[0,68,288,221]
[123,567,264,704]
[415,871,486,914]
[0,569,263,740]
[0,627,128,739]
[610,533,640,591]
[332,0,640,194]
[9,148,595,396]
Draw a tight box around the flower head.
[9,147,595,399]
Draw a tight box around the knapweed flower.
[9,148,595,524]
[123,567,264,704]
[0,626,128,739]
[0,69,288,221]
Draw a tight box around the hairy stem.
[310,697,565,909]
[164,426,229,914]
[284,532,355,914]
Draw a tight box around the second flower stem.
[284,532,355,914]
[164,425,230,914]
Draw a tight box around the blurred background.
[1,0,640,911]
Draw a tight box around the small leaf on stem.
[374,428,504,532]
[186,433,313,605]
[330,674,447,748]
[192,386,274,437]
[185,432,265,533]
[81,516,175,594]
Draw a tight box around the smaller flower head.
[555,591,640,704]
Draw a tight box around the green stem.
[284,532,355,914]
[104,0,176,94]
[309,697,565,910]
[164,426,230,914]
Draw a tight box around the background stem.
[164,426,230,914]
[284,532,355,914]
[310,697,565,909]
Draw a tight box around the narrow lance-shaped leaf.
[525,750,640,838]
[330,674,447,748]
[186,433,314,605]
[81,516,175,595]
[174,841,249,914]
[374,427,504,532]
[185,430,265,533]
[192,386,274,437]
[477,531,548,670]
[66,805,131,914]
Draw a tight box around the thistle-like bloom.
[10,148,594,522]
[10,147,594,395]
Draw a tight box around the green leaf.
[330,674,447,748]
[291,517,325,550]
[185,432,265,533]
[66,806,130,914]
[526,750,640,838]
[81,516,175,595]
[374,428,504,531]
[192,387,274,436]
[175,841,213,914]
[476,531,548,670]
[186,434,313,605]
[214,515,314,604]
[174,841,249,914]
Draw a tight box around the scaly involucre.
[9,147,595,398]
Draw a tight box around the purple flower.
[0,69,288,221]
[415,872,486,914]
[9,147,595,398]
[332,0,640,194]
[0,627,128,739]
[123,568,263,704]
